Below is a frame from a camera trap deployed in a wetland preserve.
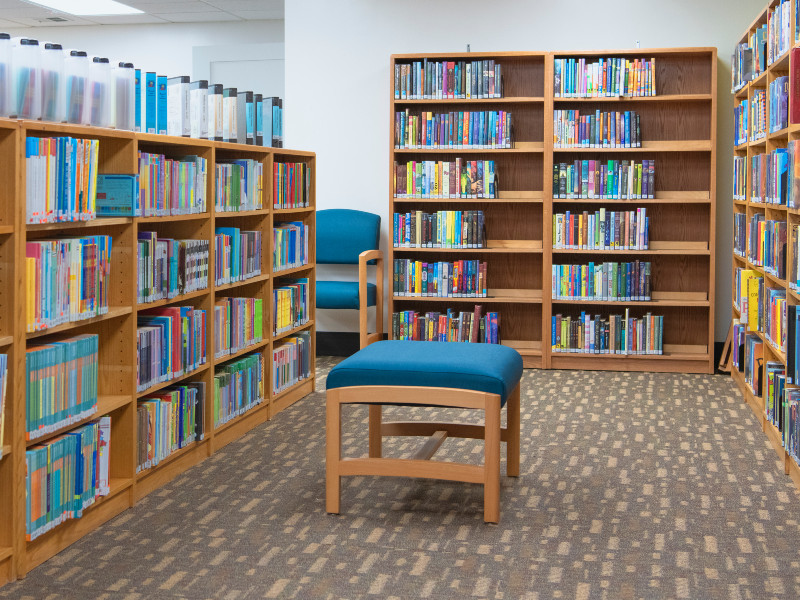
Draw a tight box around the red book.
[791,48,800,124]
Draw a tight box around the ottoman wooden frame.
[326,383,520,523]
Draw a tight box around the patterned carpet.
[4,358,800,600]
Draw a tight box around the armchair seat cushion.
[317,280,377,309]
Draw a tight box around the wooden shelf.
[273,319,314,342]
[26,306,133,340]
[26,395,130,448]
[273,206,315,214]
[0,548,11,563]
[394,142,544,154]
[272,263,314,277]
[215,208,269,218]
[553,140,712,152]
[553,93,712,103]
[214,339,269,365]
[136,212,209,223]
[393,190,543,203]
[135,440,202,480]
[0,445,10,458]
[137,364,210,399]
[552,241,709,255]
[394,96,545,105]
[552,191,711,204]
[213,401,268,434]
[394,240,543,253]
[0,336,12,347]
[27,217,132,232]
[137,288,210,310]
[0,226,13,235]
[394,289,542,304]
[214,272,270,292]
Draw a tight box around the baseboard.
[713,341,724,374]
[316,332,361,357]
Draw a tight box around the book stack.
[273,162,311,209]
[553,109,641,148]
[552,261,652,301]
[136,383,204,473]
[273,278,310,335]
[136,233,209,304]
[768,0,791,63]
[394,59,503,100]
[273,221,309,272]
[551,311,664,355]
[554,57,656,97]
[25,416,111,541]
[215,159,263,212]
[734,102,748,145]
[734,156,747,199]
[26,335,99,440]
[26,235,112,332]
[138,152,207,216]
[393,160,497,199]
[552,159,655,199]
[393,259,487,298]
[769,76,789,132]
[734,214,747,257]
[25,136,99,224]
[214,228,261,286]
[136,307,207,393]
[394,109,512,149]
[272,332,312,395]
[213,353,264,428]
[751,89,767,141]
[392,307,500,343]
[553,208,649,250]
[393,210,485,248]
[214,297,263,359]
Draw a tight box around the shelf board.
[552,291,709,307]
[137,363,210,399]
[551,344,708,361]
[394,96,544,105]
[554,140,711,152]
[215,272,270,292]
[769,49,791,72]
[135,440,204,480]
[394,288,542,304]
[0,226,13,235]
[733,252,747,264]
[20,120,136,140]
[213,401,268,434]
[760,332,786,365]
[394,142,544,154]
[552,241,709,255]
[0,547,11,563]
[272,263,314,278]
[273,319,314,343]
[215,208,269,218]
[763,419,787,469]
[0,335,12,347]
[393,190,543,203]
[789,454,800,490]
[273,206,315,214]
[27,217,132,232]
[502,339,542,356]
[763,270,786,287]
[136,212,209,223]
[26,395,130,447]
[749,137,767,147]
[214,140,271,153]
[768,127,789,140]
[214,339,269,365]
[271,377,315,403]
[393,240,543,253]
[553,93,712,103]
[138,288,210,310]
[137,132,213,147]
[734,142,748,151]
[751,70,768,87]
[27,306,133,340]
[1,445,10,458]
[552,190,711,204]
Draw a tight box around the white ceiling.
[0,0,283,27]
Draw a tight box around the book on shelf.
[751,89,767,140]
[255,94,263,145]
[733,156,747,200]
[208,84,223,142]
[769,76,789,133]
[273,278,310,335]
[768,0,791,64]
[734,269,761,328]
[145,71,157,133]
[732,43,755,92]
[395,109,512,149]
[138,151,208,217]
[188,80,209,139]
[552,261,651,301]
[553,208,649,250]
[393,210,485,248]
[763,287,787,353]
[136,306,207,393]
[216,159,264,212]
[748,215,786,279]
[214,227,262,286]
[236,90,255,145]
[744,332,764,394]
[393,159,497,199]
[263,96,283,148]
[787,141,800,208]
[273,161,311,209]
[137,233,209,304]
[26,334,99,440]
[26,235,112,332]
[553,159,654,200]
[96,174,138,217]
[750,149,788,204]
[392,306,500,343]
[734,102,748,146]
[785,387,799,466]
[25,416,111,542]
[155,74,167,134]
[765,362,786,432]
[394,58,502,100]
[273,221,309,272]
[272,332,312,395]
[0,355,7,459]
[553,109,641,149]
[214,353,264,428]
[551,310,663,355]
[214,297,263,359]
[222,87,237,143]
[393,259,487,298]
[734,214,747,257]
[554,57,655,98]
[166,75,190,138]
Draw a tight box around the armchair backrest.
[317,209,381,265]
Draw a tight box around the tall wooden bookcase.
[0,120,316,585]
[389,49,716,373]
[730,0,800,492]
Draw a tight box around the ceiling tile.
[228,9,282,20]
[124,1,214,14]
[7,15,96,27]
[203,0,282,10]
[159,11,240,22]
[82,13,168,24]
[0,17,28,28]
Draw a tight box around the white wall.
[286,0,754,340]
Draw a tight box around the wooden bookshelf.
[389,49,716,373]
[0,120,316,585]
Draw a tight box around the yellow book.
[747,274,763,332]
[27,257,36,331]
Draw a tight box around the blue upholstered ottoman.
[325,340,523,523]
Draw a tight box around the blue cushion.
[317,281,377,309]
[327,340,523,406]
[317,209,380,265]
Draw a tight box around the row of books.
[25,417,110,542]
[751,149,789,205]
[137,383,204,474]
[738,331,764,393]
[553,208,649,251]
[747,215,786,279]
[392,307,501,344]
[273,278,310,335]
[768,0,792,65]
[136,307,207,393]
[273,162,312,210]
[394,159,497,199]
[26,236,111,332]
[790,224,800,290]
[214,297,263,359]
[551,261,652,302]
[733,156,746,200]
[554,57,656,98]
[393,210,486,249]
[213,353,263,429]
[137,152,207,217]
[553,160,655,200]
[769,76,789,133]
[137,234,208,304]
[394,59,503,100]
[26,334,99,439]
[272,332,312,395]
[732,33,764,92]
[553,109,641,149]
[763,362,800,469]
[273,221,309,272]
[733,213,746,258]
[215,228,262,286]
[751,90,767,141]
[393,259,487,298]
[394,109,513,149]
[25,136,99,224]
[764,288,787,353]
[734,102,748,146]
[0,355,6,459]
[215,159,263,213]
[735,269,763,332]
[551,311,664,355]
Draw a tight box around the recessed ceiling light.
[23,0,144,16]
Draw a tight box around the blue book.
[157,75,167,134]
[134,68,141,132]
[96,174,139,217]
[145,72,156,133]
[254,94,263,145]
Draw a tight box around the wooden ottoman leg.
[484,394,501,523]
[326,390,342,514]
[507,384,520,477]
[368,405,382,458]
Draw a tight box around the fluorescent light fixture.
[23,0,144,16]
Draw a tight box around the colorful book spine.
[767,0,791,64]
[393,210,485,248]
[272,332,312,394]
[215,159,264,212]
[25,136,99,224]
[26,236,112,332]
[750,149,789,204]
[788,140,800,208]
[25,334,99,439]
[731,42,756,92]
[769,75,789,132]
[214,297,263,359]
[785,387,800,467]
[273,278,310,335]
[552,160,654,200]
[393,259,487,298]
[394,59,502,100]
[743,332,764,393]
[748,215,786,279]
[734,101,749,145]
[751,89,768,140]
[213,353,263,428]
[734,214,747,257]
[393,160,497,199]
[764,288,787,353]
[552,261,651,301]
[138,151,207,217]
[552,208,649,250]
[273,162,311,209]
[0,354,7,460]
[136,233,209,304]
[273,221,309,272]
[551,311,664,355]
[553,57,655,98]
[395,109,512,149]
[391,306,500,343]
[553,109,641,148]
[733,156,747,200]
[214,228,261,286]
